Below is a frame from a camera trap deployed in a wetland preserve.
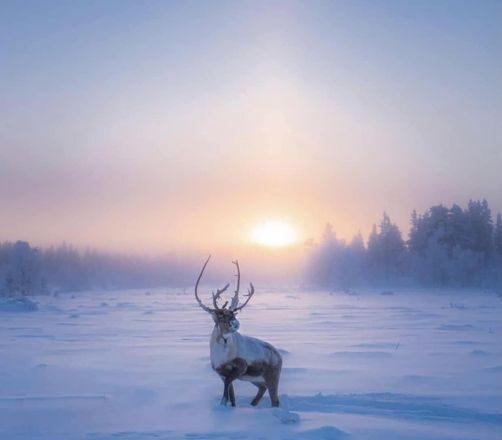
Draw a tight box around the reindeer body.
[210,327,282,407]
[210,329,281,374]
[210,327,282,402]
[194,256,282,407]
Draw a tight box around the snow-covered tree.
[367,213,405,283]
[1,241,45,296]
[465,199,493,258]
[494,213,502,257]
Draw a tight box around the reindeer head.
[194,255,255,335]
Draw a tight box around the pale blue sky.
[1,1,501,252]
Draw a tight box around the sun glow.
[251,219,298,247]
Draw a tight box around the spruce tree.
[494,213,502,257]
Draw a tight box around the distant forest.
[2,199,502,296]
[0,243,192,296]
[306,199,502,290]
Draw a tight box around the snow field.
[1,287,501,439]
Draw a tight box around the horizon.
[1,197,501,259]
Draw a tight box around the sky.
[1,0,501,255]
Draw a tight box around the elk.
[194,256,282,407]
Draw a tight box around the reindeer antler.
[229,260,241,310]
[195,256,255,313]
[232,282,255,312]
[194,255,214,313]
[212,283,230,309]
[194,255,229,313]
[230,260,255,312]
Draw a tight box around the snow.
[0,288,501,440]
[0,296,38,312]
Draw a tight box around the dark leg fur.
[228,383,236,406]
[220,377,228,405]
[218,359,247,406]
[250,382,267,406]
[264,364,281,407]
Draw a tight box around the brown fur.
[215,356,282,407]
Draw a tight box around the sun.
[251,219,298,247]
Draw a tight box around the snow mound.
[0,296,38,312]
[272,407,300,424]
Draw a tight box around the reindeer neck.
[211,325,238,346]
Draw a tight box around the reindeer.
[194,256,282,407]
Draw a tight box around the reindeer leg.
[223,376,237,407]
[218,359,247,407]
[224,364,245,407]
[228,383,236,407]
[221,381,236,406]
[250,382,267,406]
[220,376,229,405]
[264,364,281,407]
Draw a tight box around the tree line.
[2,199,501,296]
[306,199,502,289]
[0,242,190,296]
